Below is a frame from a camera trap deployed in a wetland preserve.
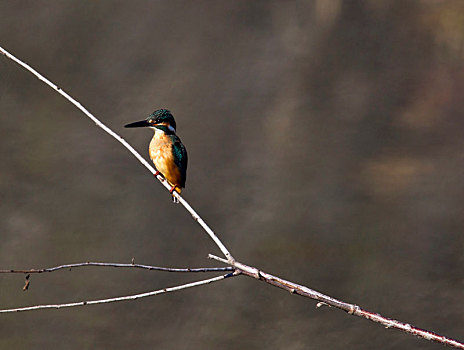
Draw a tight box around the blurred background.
[1,1,463,349]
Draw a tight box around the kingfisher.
[125,109,188,202]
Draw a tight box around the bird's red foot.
[155,171,166,180]
[169,186,177,194]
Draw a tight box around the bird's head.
[125,109,176,133]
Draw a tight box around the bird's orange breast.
[149,133,182,192]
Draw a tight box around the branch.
[0,45,234,263]
[2,44,463,349]
[209,255,464,349]
[0,261,233,274]
[0,273,235,313]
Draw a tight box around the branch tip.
[316,302,329,308]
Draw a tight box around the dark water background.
[1,1,463,349]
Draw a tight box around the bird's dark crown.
[147,109,176,130]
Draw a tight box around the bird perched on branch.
[125,109,188,202]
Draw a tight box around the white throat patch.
[151,125,176,134]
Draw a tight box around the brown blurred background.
[1,1,463,349]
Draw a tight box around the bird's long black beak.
[124,120,151,128]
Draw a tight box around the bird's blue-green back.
[170,135,188,188]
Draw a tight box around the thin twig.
[208,254,464,349]
[0,261,233,274]
[0,273,234,313]
[0,45,234,263]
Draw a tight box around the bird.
[125,109,188,203]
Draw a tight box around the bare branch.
[0,273,234,313]
[0,261,233,274]
[0,261,234,273]
[0,45,234,263]
[2,44,463,349]
[209,255,464,349]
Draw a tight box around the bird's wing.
[171,135,188,188]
